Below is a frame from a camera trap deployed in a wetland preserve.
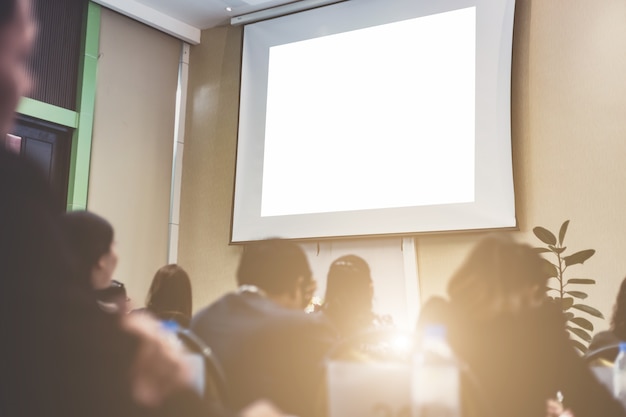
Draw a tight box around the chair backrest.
[590,366,614,393]
[176,328,229,407]
[584,342,620,365]
[321,328,495,417]
[326,360,411,417]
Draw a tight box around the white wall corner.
[93,0,201,44]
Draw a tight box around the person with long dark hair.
[321,254,380,338]
[146,264,193,327]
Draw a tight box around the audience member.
[191,238,338,417]
[146,264,193,327]
[0,2,283,416]
[0,106,205,416]
[321,254,383,338]
[588,276,626,361]
[62,210,117,289]
[414,295,449,339]
[61,210,133,313]
[420,234,625,417]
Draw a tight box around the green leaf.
[565,290,588,300]
[571,304,605,319]
[558,220,570,246]
[567,278,596,285]
[564,250,595,267]
[544,262,559,278]
[534,247,551,254]
[534,226,557,245]
[569,316,594,331]
[567,326,592,342]
[570,339,588,354]
[548,245,567,254]
[559,297,574,311]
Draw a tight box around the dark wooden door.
[11,115,73,211]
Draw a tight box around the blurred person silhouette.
[321,254,390,339]
[588,276,626,362]
[0,2,284,416]
[192,238,338,417]
[146,264,193,327]
[421,234,626,417]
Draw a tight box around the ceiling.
[133,0,298,29]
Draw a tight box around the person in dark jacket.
[192,238,338,417]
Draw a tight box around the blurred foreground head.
[447,234,551,320]
[0,0,35,138]
[0,0,61,292]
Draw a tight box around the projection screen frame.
[231,0,517,243]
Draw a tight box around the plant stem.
[556,251,565,299]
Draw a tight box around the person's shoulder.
[282,309,338,340]
[190,291,272,328]
[191,292,236,320]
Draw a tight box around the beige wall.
[417,0,626,332]
[178,26,244,313]
[180,0,626,331]
[89,9,181,305]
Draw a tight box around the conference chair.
[177,328,229,408]
[584,342,621,394]
[322,328,494,417]
[584,342,620,365]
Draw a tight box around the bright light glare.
[388,333,414,356]
[261,7,476,217]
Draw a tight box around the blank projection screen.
[232,0,517,242]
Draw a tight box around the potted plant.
[533,220,604,354]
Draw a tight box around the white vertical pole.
[402,237,420,331]
[168,42,190,264]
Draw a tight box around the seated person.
[588,276,626,363]
[191,238,338,417]
[419,234,626,417]
[62,210,118,291]
[320,255,402,362]
[146,264,193,327]
[321,254,381,339]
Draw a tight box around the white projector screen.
[232,0,517,242]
